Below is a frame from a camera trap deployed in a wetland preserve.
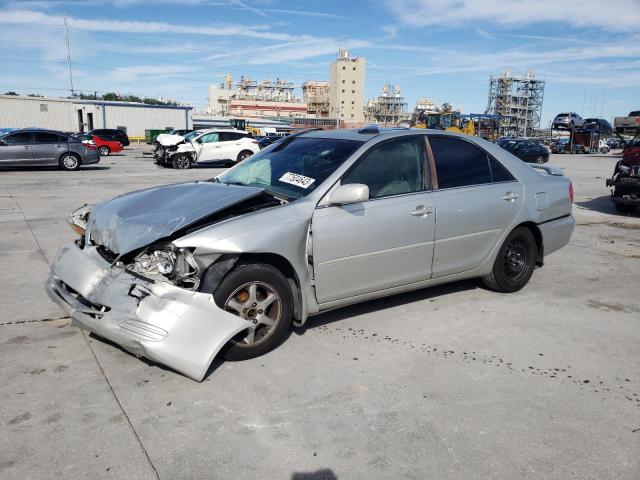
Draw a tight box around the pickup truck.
[614,110,640,133]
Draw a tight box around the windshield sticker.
[279,172,316,189]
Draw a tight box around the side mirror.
[328,183,369,206]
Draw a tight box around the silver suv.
[0,128,100,170]
[552,112,584,131]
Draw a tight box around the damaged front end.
[46,181,284,381]
[46,242,248,381]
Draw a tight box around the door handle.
[411,205,433,216]
[502,192,519,201]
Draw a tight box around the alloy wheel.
[224,281,282,347]
[62,155,79,170]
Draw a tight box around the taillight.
[569,181,574,203]
[251,140,258,144]
[86,143,97,150]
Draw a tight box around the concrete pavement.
[1,147,638,479]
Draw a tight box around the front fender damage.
[45,242,248,381]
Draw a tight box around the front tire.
[483,227,537,293]
[99,146,110,156]
[172,154,193,169]
[213,263,293,360]
[59,153,80,171]
[536,155,545,164]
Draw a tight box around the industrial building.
[365,84,409,125]
[302,81,330,117]
[0,94,192,139]
[329,49,366,123]
[485,70,545,138]
[207,75,308,119]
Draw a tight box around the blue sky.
[0,0,638,125]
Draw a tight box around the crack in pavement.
[81,330,161,480]
[0,316,67,326]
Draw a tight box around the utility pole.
[64,13,75,96]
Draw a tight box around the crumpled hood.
[86,182,264,255]
[157,134,187,146]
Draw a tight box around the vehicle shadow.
[296,278,480,334]
[292,469,338,480]
[0,165,110,172]
[575,195,638,217]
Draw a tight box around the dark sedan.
[0,128,100,170]
[87,128,130,146]
[497,138,549,164]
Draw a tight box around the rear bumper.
[539,215,575,257]
[45,242,248,381]
[82,150,101,165]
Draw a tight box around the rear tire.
[236,150,253,164]
[99,146,110,156]
[172,154,193,169]
[59,153,80,171]
[213,263,293,361]
[483,227,537,293]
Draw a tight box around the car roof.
[196,128,248,134]
[297,127,448,142]
[4,128,66,134]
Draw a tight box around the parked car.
[497,138,549,164]
[606,140,640,213]
[607,138,626,149]
[0,128,99,170]
[257,135,283,149]
[583,118,613,134]
[598,139,610,154]
[87,129,130,147]
[552,113,585,131]
[46,127,575,381]
[614,110,640,134]
[74,133,123,156]
[154,128,260,168]
[550,138,586,154]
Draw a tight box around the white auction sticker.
[279,172,316,189]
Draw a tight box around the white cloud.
[381,25,399,38]
[384,0,640,32]
[0,9,310,42]
[109,64,202,82]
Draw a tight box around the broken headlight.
[67,204,92,235]
[129,246,200,289]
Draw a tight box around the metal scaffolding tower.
[365,84,409,125]
[302,81,330,117]
[485,70,545,138]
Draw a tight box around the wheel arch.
[204,252,304,324]
[513,221,543,265]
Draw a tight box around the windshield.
[216,136,363,200]
[184,131,201,141]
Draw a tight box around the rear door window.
[34,132,64,143]
[4,132,32,145]
[429,137,492,189]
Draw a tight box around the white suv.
[156,129,259,169]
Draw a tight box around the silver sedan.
[46,127,575,380]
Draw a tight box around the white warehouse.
[0,95,192,140]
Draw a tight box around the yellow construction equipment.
[446,118,475,136]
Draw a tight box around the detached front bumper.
[45,242,248,381]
